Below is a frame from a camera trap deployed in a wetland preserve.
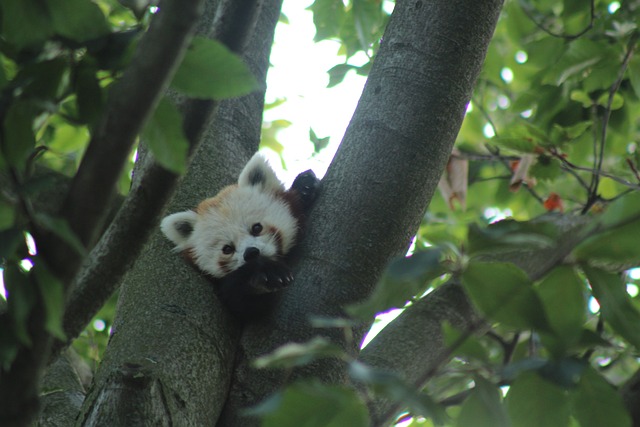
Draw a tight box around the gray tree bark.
[74,0,282,425]
[218,0,504,425]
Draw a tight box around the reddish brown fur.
[182,248,197,265]
[196,185,237,215]
[267,225,285,255]
[218,259,232,275]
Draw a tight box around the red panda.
[161,153,319,320]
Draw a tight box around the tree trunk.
[218,0,504,425]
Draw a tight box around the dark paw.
[248,263,293,294]
[291,170,320,209]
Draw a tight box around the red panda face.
[161,154,300,278]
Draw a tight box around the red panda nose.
[244,247,260,261]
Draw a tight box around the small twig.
[439,388,474,407]
[548,148,592,192]
[451,151,520,162]
[626,158,640,183]
[472,95,499,138]
[584,31,639,213]
[520,0,594,40]
[485,330,508,348]
[503,333,521,366]
[606,188,636,203]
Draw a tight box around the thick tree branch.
[38,0,204,284]
[360,214,592,425]
[218,0,505,424]
[76,0,282,424]
[361,281,485,426]
[0,3,205,425]
[52,0,262,361]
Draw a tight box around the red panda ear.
[238,153,284,193]
[160,211,198,248]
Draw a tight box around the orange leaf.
[544,192,564,212]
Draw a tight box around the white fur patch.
[160,211,198,249]
[238,153,284,193]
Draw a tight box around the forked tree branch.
[72,0,282,424]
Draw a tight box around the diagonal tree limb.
[38,0,205,285]
[52,0,262,361]
[359,214,592,425]
[75,0,283,424]
[0,2,205,426]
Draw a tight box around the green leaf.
[309,128,330,153]
[457,376,509,427]
[253,337,345,369]
[538,357,587,389]
[327,64,356,88]
[629,57,640,99]
[530,155,561,182]
[2,101,36,168]
[88,29,141,71]
[75,59,104,125]
[570,367,631,427]
[553,122,591,141]
[468,219,557,256]
[489,137,538,153]
[0,322,20,370]
[32,261,66,340]
[574,220,640,266]
[254,382,370,427]
[505,371,571,427]
[0,228,23,260]
[347,248,444,319]
[536,266,586,350]
[596,92,624,110]
[461,261,549,331]
[352,0,384,50]
[542,39,606,86]
[48,0,110,43]
[570,90,593,107]
[0,0,53,49]
[348,361,448,425]
[582,266,640,349]
[599,190,640,228]
[171,37,258,99]
[443,321,489,363]
[0,201,16,231]
[3,264,36,346]
[142,98,188,174]
[309,0,346,42]
[19,58,68,100]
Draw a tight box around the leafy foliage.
[2,0,640,426]
[0,0,257,378]
[256,0,640,426]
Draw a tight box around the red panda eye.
[222,244,234,255]
[250,223,263,236]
